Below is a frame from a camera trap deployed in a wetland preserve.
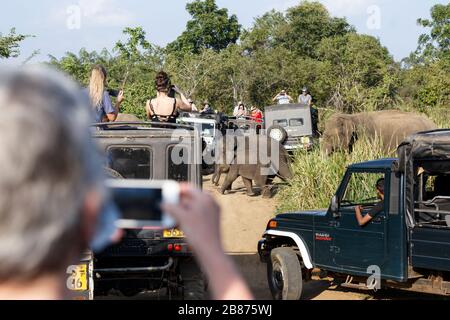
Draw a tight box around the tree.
[317,33,399,112]
[400,3,450,112]
[50,27,163,119]
[0,28,31,59]
[279,1,354,57]
[414,3,450,62]
[167,0,241,54]
[240,10,286,53]
[165,49,218,99]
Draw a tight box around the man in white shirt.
[273,90,293,105]
[298,87,312,107]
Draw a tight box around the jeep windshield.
[341,172,384,207]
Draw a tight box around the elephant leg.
[212,169,221,186]
[211,167,218,185]
[242,177,256,197]
[255,175,271,198]
[220,168,239,195]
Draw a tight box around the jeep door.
[331,169,389,272]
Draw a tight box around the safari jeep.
[66,121,204,300]
[177,112,227,175]
[265,104,318,152]
[259,130,450,300]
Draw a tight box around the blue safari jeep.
[259,130,450,300]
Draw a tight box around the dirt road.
[205,176,445,301]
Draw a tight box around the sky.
[0,0,448,64]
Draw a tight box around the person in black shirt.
[355,178,385,226]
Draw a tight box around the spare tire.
[268,125,288,144]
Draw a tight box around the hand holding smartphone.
[106,179,180,229]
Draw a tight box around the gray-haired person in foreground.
[0,67,253,301]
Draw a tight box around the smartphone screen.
[111,187,163,221]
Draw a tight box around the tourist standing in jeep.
[87,65,125,123]
[273,90,293,105]
[146,71,192,123]
[297,87,312,107]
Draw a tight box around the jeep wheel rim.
[271,262,284,292]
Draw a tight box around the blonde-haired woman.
[88,65,124,123]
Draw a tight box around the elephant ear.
[337,115,357,152]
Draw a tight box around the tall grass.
[276,105,450,214]
[276,135,390,213]
[398,104,450,129]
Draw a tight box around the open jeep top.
[397,129,450,229]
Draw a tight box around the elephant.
[212,163,230,186]
[116,113,142,122]
[322,110,437,155]
[211,134,237,187]
[219,136,294,198]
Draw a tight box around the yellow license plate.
[163,229,185,238]
[66,265,88,291]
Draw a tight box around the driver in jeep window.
[355,178,385,226]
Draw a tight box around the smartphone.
[106,179,180,229]
[168,85,176,98]
[107,89,119,98]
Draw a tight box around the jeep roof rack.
[91,121,195,131]
[178,112,221,120]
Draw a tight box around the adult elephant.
[322,110,437,155]
[116,113,142,122]
[219,136,293,198]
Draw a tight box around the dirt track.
[205,175,447,301]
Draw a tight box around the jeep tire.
[267,247,303,300]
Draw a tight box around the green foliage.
[49,27,163,119]
[415,3,450,62]
[276,135,390,213]
[401,4,450,111]
[167,0,241,54]
[0,28,31,59]
[280,1,354,57]
[317,33,400,112]
[43,2,449,126]
[240,10,286,53]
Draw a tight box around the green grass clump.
[276,135,390,214]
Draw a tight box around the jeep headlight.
[301,137,311,144]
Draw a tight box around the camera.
[106,179,180,229]
[168,85,176,98]
[107,88,119,98]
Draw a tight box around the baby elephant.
[219,137,293,198]
[212,164,230,186]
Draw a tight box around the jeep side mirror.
[330,195,340,218]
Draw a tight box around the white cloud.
[79,0,132,25]
[51,0,133,27]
